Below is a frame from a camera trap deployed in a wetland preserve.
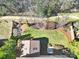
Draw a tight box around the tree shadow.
[11,34,32,41]
[33,37,49,55]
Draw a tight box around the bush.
[69,40,79,59]
[0,39,16,59]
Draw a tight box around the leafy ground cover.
[69,40,79,59]
[0,39,16,59]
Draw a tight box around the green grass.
[58,13,79,22]
[26,27,69,47]
[60,13,79,17]
[48,13,79,23]
[69,13,79,17]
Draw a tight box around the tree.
[36,0,77,17]
[0,0,37,16]
[75,0,79,9]
[0,0,16,15]
[60,0,76,12]
[0,0,78,16]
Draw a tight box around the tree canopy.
[0,0,78,17]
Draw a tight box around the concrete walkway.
[16,55,74,59]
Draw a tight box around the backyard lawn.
[26,27,69,47]
[60,13,79,17]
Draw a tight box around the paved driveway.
[16,55,74,59]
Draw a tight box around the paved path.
[16,55,74,59]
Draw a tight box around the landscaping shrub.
[0,39,16,59]
[69,40,79,59]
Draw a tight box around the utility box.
[20,40,40,57]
